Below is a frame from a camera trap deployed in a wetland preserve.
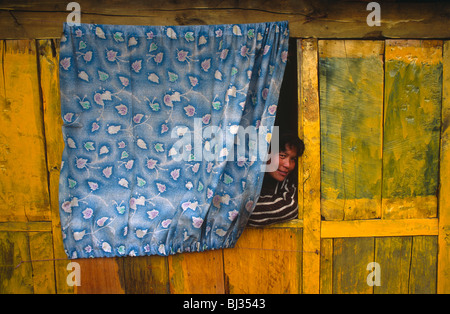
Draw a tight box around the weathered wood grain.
[120,256,169,294]
[438,40,450,294]
[0,221,51,232]
[29,231,56,293]
[319,40,384,221]
[0,231,34,293]
[36,38,73,293]
[0,40,51,222]
[297,39,304,222]
[374,236,412,294]
[1,1,450,39]
[169,250,225,294]
[0,33,447,294]
[321,218,438,238]
[382,40,442,219]
[319,238,333,294]
[75,258,125,294]
[333,237,374,294]
[223,227,302,294]
[300,38,321,294]
[409,236,438,294]
[325,235,438,294]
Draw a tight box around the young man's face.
[268,144,298,182]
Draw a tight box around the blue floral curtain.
[58,21,289,258]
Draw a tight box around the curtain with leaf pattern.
[58,21,289,258]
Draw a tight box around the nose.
[281,158,290,169]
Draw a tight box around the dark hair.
[278,132,305,157]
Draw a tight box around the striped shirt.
[247,175,298,227]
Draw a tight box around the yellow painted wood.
[438,40,450,294]
[382,196,437,219]
[382,40,442,219]
[0,40,51,222]
[321,218,438,238]
[297,39,304,221]
[409,236,438,294]
[0,41,4,125]
[319,40,384,59]
[300,38,321,294]
[0,221,52,232]
[333,237,374,294]
[0,34,446,294]
[36,39,73,293]
[169,250,225,294]
[0,231,34,293]
[223,227,302,294]
[374,237,412,294]
[319,40,384,221]
[29,231,56,293]
[319,238,333,294]
[385,40,443,65]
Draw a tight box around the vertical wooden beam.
[438,40,450,294]
[300,38,321,294]
[297,39,304,220]
[36,39,73,293]
[319,238,333,294]
[0,40,51,222]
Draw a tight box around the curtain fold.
[58,21,289,258]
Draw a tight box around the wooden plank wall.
[0,39,304,294]
[317,39,443,294]
[0,0,449,294]
[0,38,448,294]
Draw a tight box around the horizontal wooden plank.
[0,1,450,39]
[319,40,384,58]
[321,218,438,238]
[0,222,52,232]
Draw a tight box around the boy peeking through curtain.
[247,133,305,227]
